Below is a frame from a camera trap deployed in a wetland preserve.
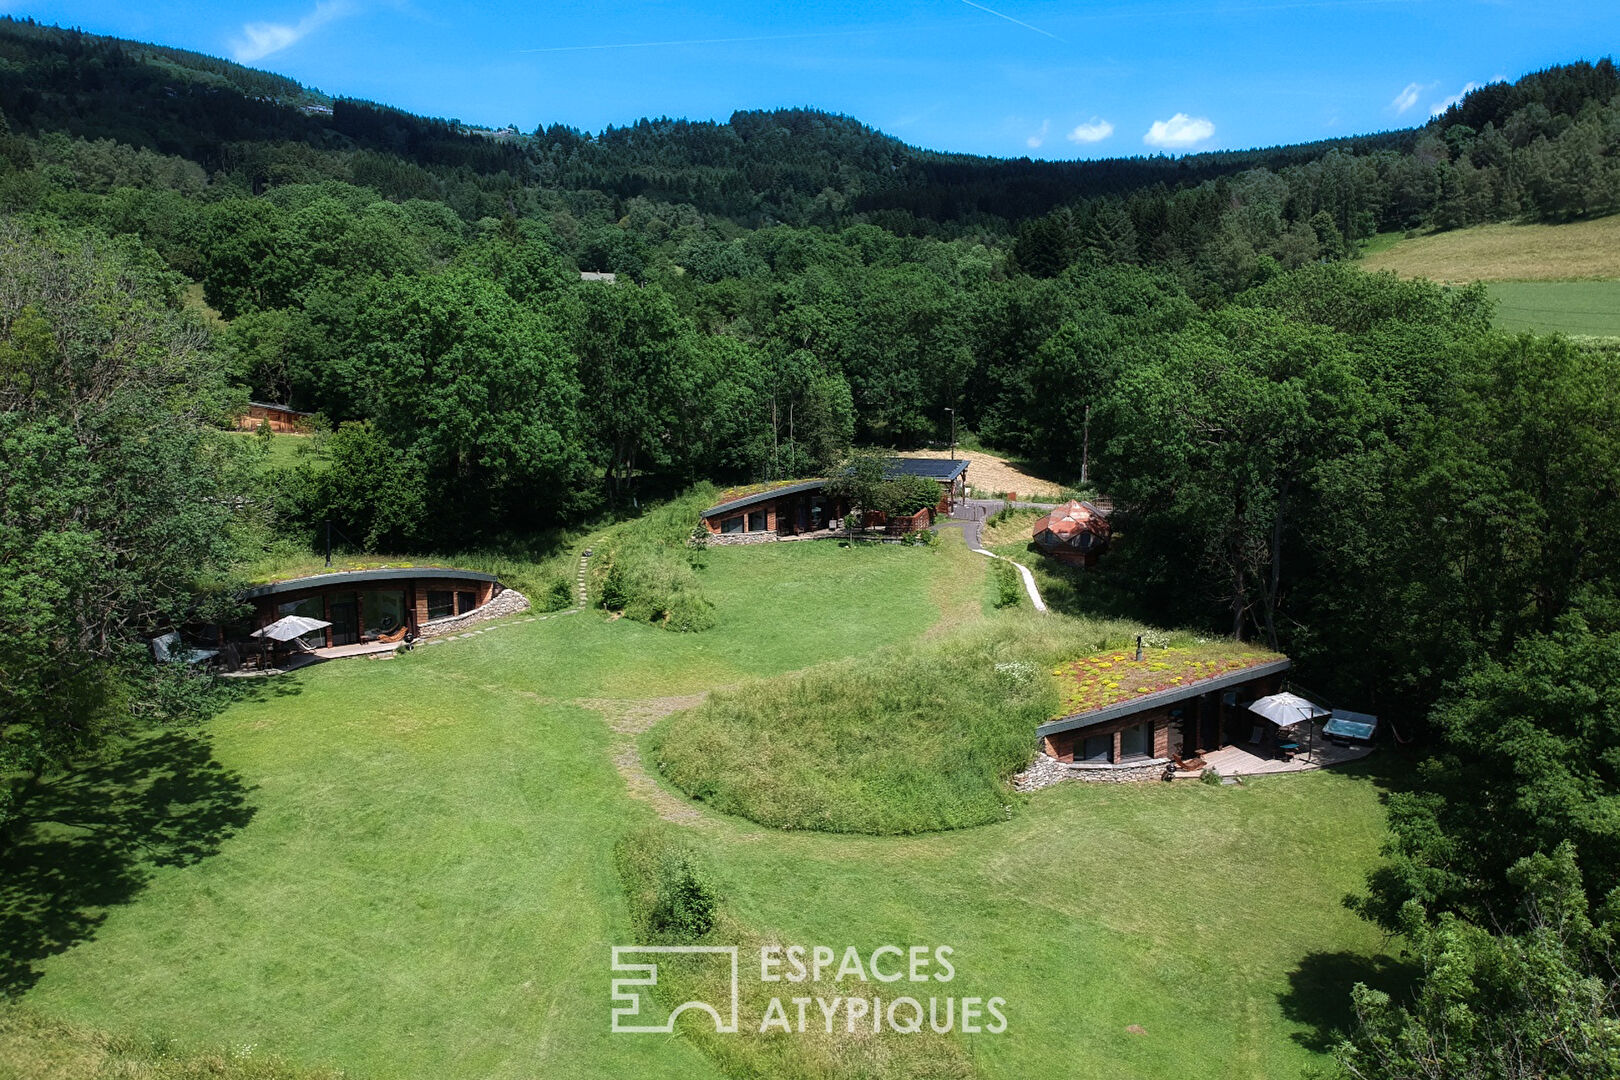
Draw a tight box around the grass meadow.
[1360,217,1620,338]
[1360,216,1620,282]
[647,614,1179,834]
[3,530,1401,1080]
[225,431,326,473]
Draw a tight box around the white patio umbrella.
[1248,691,1330,761]
[250,614,331,643]
[1247,691,1329,727]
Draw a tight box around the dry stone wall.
[1012,754,1170,790]
[418,587,530,639]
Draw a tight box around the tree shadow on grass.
[1279,950,1419,1053]
[0,731,256,995]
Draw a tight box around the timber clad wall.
[700,462,964,543]
[411,578,495,627]
[234,403,313,434]
[1042,709,1177,764]
[703,491,849,541]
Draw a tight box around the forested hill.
[1,14,1412,228]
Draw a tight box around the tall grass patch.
[591,485,718,631]
[0,1004,343,1079]
[988,559,1021,608]
[646,614,1156,834]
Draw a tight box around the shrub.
[540,574,574,611]
[614,826,720,944]
[1201,766,1223,786]
[991,559,1022,607]
[877,472,942,517]
[649,852,718,942]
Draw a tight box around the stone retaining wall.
[705,531,780,546]
[418,587,531,638]
[1012,753,1170,790]
[1067,758,1170,783]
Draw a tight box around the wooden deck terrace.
[1170,722,1373,778]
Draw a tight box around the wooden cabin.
[235,401,315,434]
[1032,500,1111,567]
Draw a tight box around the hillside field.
[1360,217,1620,337]
[4,532,1400,1080]
[1361,217,1620,282]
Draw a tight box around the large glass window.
[457,590,477,614]
[721,515,744,534]
[363,590,406,639]
[1120,722,1152,760]
[747,510,768,532]
[427,590,454,620]
[328,592,359,646]
[1080,734,1112,763]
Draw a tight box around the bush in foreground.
[646,613,1171,834]
[612,825,976,1080]
[614,827,720,944]
[990,559,1021,608]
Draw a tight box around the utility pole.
[946,406,958,511]
[1081,403,1091,486]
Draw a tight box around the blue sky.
[8,1,1619,158]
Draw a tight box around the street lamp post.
[945,407,958,509]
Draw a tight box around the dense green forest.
[4,18,1620,1076]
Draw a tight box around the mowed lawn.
[711,766,1393,1080]
[225,430,327,472]
[1488,280,1620,336]
[16,534,1396,1079]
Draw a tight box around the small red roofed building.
[1032,500,1111,567]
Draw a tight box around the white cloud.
[231,1,352,63]
[1026,119,1050,149]
[1067,118,1114,144]
[1143,113,1214,150]
[1391,82,1424,115]
[1430,81,1481,117]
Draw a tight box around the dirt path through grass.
[582,695,713,825]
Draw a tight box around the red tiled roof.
[1034,500,1110,548]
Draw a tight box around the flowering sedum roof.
[1050,645,1285,719]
